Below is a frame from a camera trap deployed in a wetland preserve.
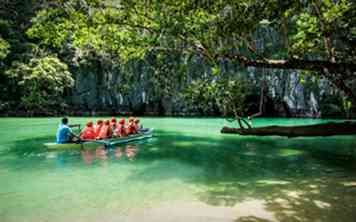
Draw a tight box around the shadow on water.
[128,130,356,222]
[7,135,51,155]
[5,129,356,222]
[235,217,273,222]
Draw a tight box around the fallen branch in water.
[221,121,356,137]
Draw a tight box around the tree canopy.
[0,0,355,115]
[26,0,356,100]
[5,56,74,111]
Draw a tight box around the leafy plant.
[5,56,74,111]
[183,77,252,117]
[0,37,10,60]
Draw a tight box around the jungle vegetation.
[0,0,355,120]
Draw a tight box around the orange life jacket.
[80,126,96,140]
[94,124,103,137]
[107,126,113,138]
[115,124,127,137]
[127,122,137,135]
[97,124,112,139]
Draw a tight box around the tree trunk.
[221,121,356,137]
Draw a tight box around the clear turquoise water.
[0,117,356,222]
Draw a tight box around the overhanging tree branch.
[214,53,356,75]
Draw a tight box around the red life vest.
[97,125,109,139]
[94,124,103,137]
[107,126,113,138]
[127,122,137,134]
[115,124,127,137]
[80,126,96,140]
[97,124,113,139]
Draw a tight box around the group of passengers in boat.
[56,117,142,144]
[80,117,141,140]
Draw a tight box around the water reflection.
[114,144,138,161]
[114,147,123,159]
[81,149,94,165]
[95,146,108,160]
[80,144,139,164]
[126,145,138,160]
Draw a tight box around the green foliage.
[183,77,252,116]
[27,8,84,48]
[25,0,356,72]
[1,0,355,114]
[291,12,322,55]
[321,0,350,24]
[147,53,187,98]
[343,99,352,116]
[183,79,215,114]
[216,79,252,116]
[344,100,352,110]
[0,19,12,62]
[0,37,10,60]
[290,0,353,58]
[26,1,154,63]
[5,56,74,110]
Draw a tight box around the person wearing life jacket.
[106,120,113,138]
[110,117,117,130]
[134,118,142,132]
[94,120,104,138]
[127,117,137,135]
[80,121,96,140]
[97,120,113,139]
[115,118,127,137]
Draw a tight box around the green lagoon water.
[0,117,356,222]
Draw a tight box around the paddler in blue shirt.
[56,117,80,144]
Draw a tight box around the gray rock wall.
[68,58,343,117]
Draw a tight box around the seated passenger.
[106,120,113,138]
[111,117,117,130]
[134,118,142,132]
[80,121,96,140]
[94,120,103,138]
[56,117,79,144]
[97,120,113,139]
[127,117,137,135]
[115,118,127,137]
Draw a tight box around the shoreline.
[0,111,348,119]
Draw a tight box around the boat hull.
[44,128,153,150]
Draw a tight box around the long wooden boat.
[44,128,153,150]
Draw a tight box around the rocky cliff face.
[69,57,345,118]
[65,25,350,118]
